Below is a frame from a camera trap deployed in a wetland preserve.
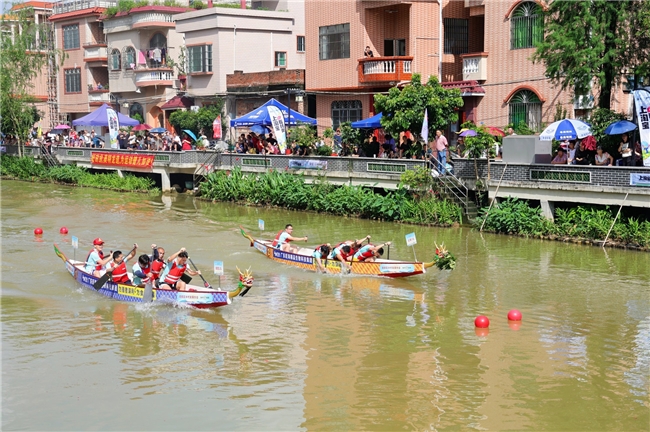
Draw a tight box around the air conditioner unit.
[172,79,181,89]
[191,105,199,112]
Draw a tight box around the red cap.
[93,238,105,245]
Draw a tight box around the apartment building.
[305,0,631,134]
[101,3,191,128]
[49,0,115,123]
[174,0,306,123]
[2,1,56,129]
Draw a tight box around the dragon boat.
[54,244,252,309]
[239,227,454,278]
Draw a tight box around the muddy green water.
[1,180,649,431]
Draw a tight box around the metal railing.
[53,0,117,14]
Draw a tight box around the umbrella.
[182,129,197,141]
[455,128,469,135]
[485,126,505,137]
[132,123,152,131]
[459,129,477,137]
[539,119,591,141]
[250,125,268,135]
[150,127,167,133]
[604,120,637,135]
[54,124,70,129]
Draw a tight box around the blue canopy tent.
[230,98,317,127]
[72,104,140,127]
[351,112,383,129]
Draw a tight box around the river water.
[1,180,649,431]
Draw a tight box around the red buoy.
[34,228,43,235]
[59,226,68,234]
[474,315,490,328]
[507,309,522,321]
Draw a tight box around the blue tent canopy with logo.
[230,98,317,127]
[71,104,140,127]
[351,112,383,129]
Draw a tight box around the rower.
[272,224,308,252]
[107,245,138,285]
[353,242,391,262]
[328,244,352,273]
[149,245,166,287]
[312,243,331,273]
[159,248,201,291]
[85,238,112,277]
[132,254,153,287]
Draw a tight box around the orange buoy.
[474,315,490,328]
[59,227,68,234]
[34,228,43,235]
[507,309,522,321]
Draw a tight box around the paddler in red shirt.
[107,244,138,285]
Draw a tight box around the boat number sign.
[258,219,265,230]
[214,261,224,276]
[405,232,417,246]
[71,236,78,249]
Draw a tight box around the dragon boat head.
[236,266,254,297]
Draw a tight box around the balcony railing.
[132,12,175,28]
[89,92,111,104]
[84,46,107,60]
[461,52,488,81]
[358,56,413,85]
[53,0,117,15]
[135,69,174,86]
[83,40,107,47]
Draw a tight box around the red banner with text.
[91,152,155,169]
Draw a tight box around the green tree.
[168,99,225,138]
[532,0,650,109]
[374,74,463,141]
[0,5,64,151]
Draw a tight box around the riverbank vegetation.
[199,167,463,226]
[0,155,157,192]
[476,197,650,249]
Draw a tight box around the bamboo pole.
[602,192,628,247]
[480,163,508,232]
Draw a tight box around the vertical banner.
[267,105,287,154]
[213,261,224,276]
[213,115,222,139]
[106,108,120,149]
[258,219,265,230]
[633,90,650,167]
[420,109,429,145]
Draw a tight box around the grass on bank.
[476,197,650,248]
[0,155,158,192]
[199,167,463,226]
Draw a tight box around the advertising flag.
[420,109,429,145]
[213,115,222,139]
[106,108,120,149]
[633,90,650,167]
[267,105,287,153]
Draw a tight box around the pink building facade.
[305,0,632,134]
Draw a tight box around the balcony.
[88,91,111,106]
[135,68,174,87]
[84,46,107,64]
[461,52,488,81]
[84,40,107,48]
[358,56,413,85]
[53,0,117,15]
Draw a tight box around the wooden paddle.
[188,256,212,289]
[93,245,136,290]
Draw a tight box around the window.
[511,2,543,49]
[63,24,79,50]
[150,33,167,49]
[122,46,136,70]
[110,48,121,71]
[319,23,350,60]
[508,90,542,130]
[297,36,305,52]
[331,100,362,130]
[129,103,143,121]
[443,19,468,55]
[188,45,212,73]
[275,51,286,67]
[64,68,81,93]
